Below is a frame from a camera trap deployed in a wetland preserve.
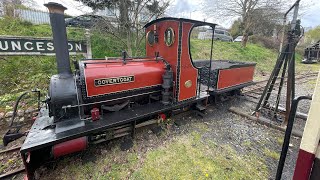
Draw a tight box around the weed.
[242,140,252,147]
[276,136,284,145]
[263,148,280,160]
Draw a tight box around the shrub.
[249,35,280,50]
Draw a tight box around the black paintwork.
[21,92,209,153]
[144,17,217,29]
[275,96,312,180]
[193,60,256,70]
[45,3,71,75]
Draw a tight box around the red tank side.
[83,59,165,97]
[217,66,255,90]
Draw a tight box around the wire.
[9,90,41,127]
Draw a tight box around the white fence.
[14,9,50,24]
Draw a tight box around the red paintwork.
[217,66,255,90]
[293,149,315,180]
[91,108,100,121]
[159,113,166,121]
[146,20,179,100]
[52,137,88,159]
[178,22,198,101]
[146,20,198,101]
[84,59,165,97]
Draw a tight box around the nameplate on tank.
[94,75,135,87]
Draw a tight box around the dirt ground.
[0,78,315,180]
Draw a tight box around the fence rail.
[14,9,50,24]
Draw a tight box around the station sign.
[0,36,87,56]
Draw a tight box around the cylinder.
[44,2,71,75]
[52,137,88,159]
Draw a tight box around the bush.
[249,35,280,50]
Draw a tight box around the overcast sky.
[33,0,320,29]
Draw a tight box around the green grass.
[0,17,143,111]
[190,39,320,75]
[276,136,284,145]
[306,78,318,90]
[190,39,278,73]
[53,147,140,180]
[132,133,268,180]
[49,132,268,180]
[263,148,280,160]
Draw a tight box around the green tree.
[304,26,320,45]
[230,18,242,38]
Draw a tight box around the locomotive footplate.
[20,92,208,178]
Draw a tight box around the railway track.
[241,72,318,122]
[243,72,318,99]
[0,145,24,179]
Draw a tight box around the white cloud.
[31,0,320,28]
[32,0,92,16]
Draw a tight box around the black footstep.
[120,137,133,151]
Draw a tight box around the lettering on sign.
[94,76,135,87]
[0,37,86,56]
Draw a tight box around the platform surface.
[21,92,209,153]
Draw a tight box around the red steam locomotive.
[3,2,256,179]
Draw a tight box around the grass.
[132,133,268,180]
[276,136,284,145]
[307,78,318,90]
[49,131,269,180]
[190,39,320,75]
[263,148,280,160]
[0,17,142,111]
[53,147,140,180]
[190,39,278,73]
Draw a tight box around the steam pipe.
[44,2,71,75]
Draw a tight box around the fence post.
[85,28,92,59]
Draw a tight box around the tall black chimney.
[44,2,71,75]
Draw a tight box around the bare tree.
[203,0,284,47]
[250,7,283,37]
[1,0,36,17]
[76,0,169,56]
[2,0,22,17]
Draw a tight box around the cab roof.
[144,17,217,28]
